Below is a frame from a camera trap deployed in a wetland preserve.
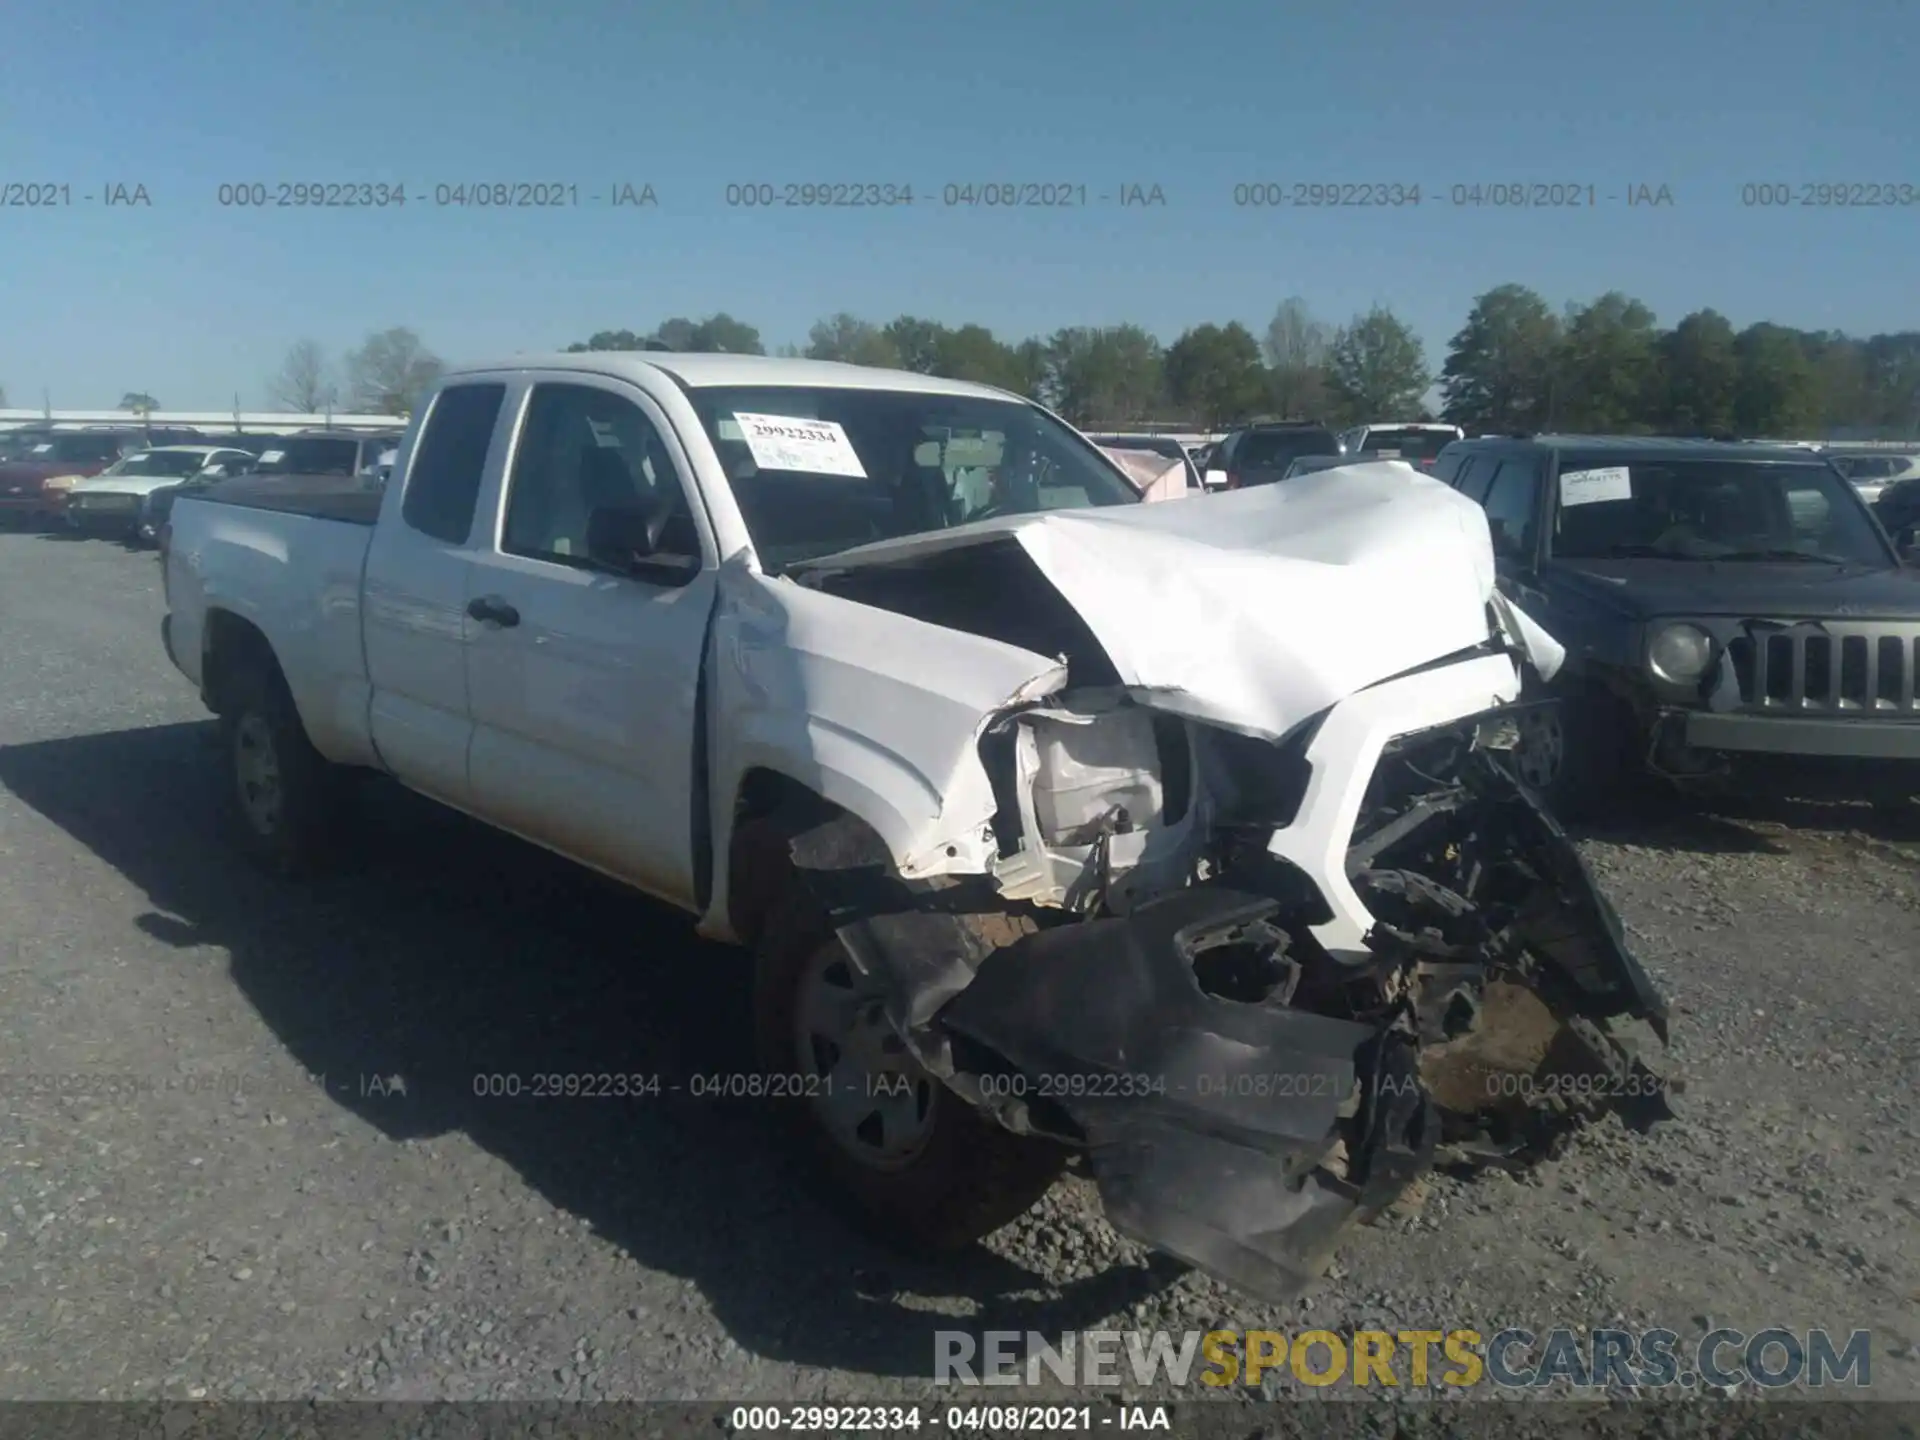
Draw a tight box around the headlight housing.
[41,473,84,493]
[1647,621,1716,684]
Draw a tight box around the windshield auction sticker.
[733,413,868,478]
[1560,465,1633,506]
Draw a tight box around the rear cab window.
[1234,428,1341,478]
[400,384,509,544]
[1357,427,1461,463]
[253,436,362,476]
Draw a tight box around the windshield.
[252,437,362,475]
[1551,456,1890,566]
[1234,429,1340,476]
[1360,428,1460,462]
[104,450,213,477]
[688,386,1139,572]
[34,435,128,464]
[1094,436,1185,460]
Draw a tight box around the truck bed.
[195,472,383,525]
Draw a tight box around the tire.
[750,849,1066,1252]
[1511,684,1638,821]
[218,660,344,878]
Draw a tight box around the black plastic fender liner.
[783,811,1016,1034]
[935,887,1386,1301]
[1088,1118,1362,1303]
[1469,752,1671,1040]
[938,887,1377,1147]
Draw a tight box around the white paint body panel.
[793,462,1506,742]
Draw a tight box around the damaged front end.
[794,676,1674,1302]
[771,474,1673,1300]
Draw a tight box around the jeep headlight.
[42,473,84,493]
[1648,622,1715,684]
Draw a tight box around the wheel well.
[726,768,848,948]
[201,609,281,716]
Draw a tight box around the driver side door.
[462,376,717,909]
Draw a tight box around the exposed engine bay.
[768,470,1675,1299]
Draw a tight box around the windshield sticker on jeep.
[1560,465,1633,506]
[734,413,868,478]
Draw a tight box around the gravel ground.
[1,529,1916,1421]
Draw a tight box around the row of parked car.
[0,424,401,545]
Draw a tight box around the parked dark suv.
[1209,421,1343,489]
[1432,434,1920,812]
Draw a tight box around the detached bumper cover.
[940,887,1386,1299]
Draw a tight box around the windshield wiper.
[1710,548,1857,565]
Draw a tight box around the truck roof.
[443,351,1020,402]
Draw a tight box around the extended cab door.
[461,376,716,910]
[362,381,512,806]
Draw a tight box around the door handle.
[466,595,520,628]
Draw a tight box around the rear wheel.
[749,840,1066,1252]
[218,661,344,877]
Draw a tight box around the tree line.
[252,290,1920,438]
[559,295,1919,438]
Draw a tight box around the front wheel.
[1511,687,1639,820]
[752,871,1066,1252]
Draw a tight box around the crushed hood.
[792,462,1515,740]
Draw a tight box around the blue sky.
[2,0,1914,408]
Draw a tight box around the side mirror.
[586,505,699,584]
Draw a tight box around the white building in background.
[0,408,402,433]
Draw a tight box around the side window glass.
[1480,460,1541,561]
[1452,455,1491,501]
[401,383,507,544]
[1429,449,1464,485]
[501,383,700,581]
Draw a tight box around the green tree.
[1732,322,1819,436]
[1009,338,1051,403]
[652,313,764,353]
[563,329,651,353]
[1556,293,1660,432]
[344,327,444,416]
[933,325,1024,390]
[1803,332,1871,434]
[120,392,159,413]
[1864,332,1920,435]
[805,313,901,368]
[1440,284,1561,433]
[1261,297,1332,419]
[1165,322,1267,427]
[1043,325,1165,427]
[881,316,949,374]
[1655,309,1739,434]
[1327,306,1429,423]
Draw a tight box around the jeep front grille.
[1725,625,1920,713]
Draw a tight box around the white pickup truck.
[161,353,1673,1299]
